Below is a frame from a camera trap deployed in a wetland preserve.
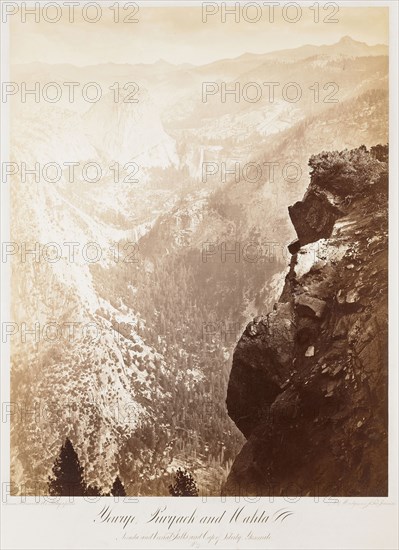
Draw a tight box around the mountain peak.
[155,58,173,67]
[339,35,356,44]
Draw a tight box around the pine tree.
[86,484,103,496]
[111,475,126,496]
[168,468,199,496]
[48,438,87,496]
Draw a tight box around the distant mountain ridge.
[13,35,387,75]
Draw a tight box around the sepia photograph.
[0,1,397,549]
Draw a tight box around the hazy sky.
[10,4,389,66]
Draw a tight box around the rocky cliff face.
[224,145,388,496]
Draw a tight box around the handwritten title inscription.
[96,504,293,530]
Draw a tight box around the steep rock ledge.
[224,145,388,496]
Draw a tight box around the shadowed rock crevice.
[224,145,388,497]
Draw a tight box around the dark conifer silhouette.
[111,475,126,496]
[168,468,199,496]
[85,484,103,496]
[48,438,87,496]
